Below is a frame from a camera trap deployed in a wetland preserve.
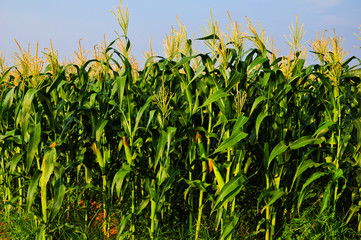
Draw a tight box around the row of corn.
[1,1,361,239]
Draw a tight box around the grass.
[281,204,358,239]
[0,211,37,240]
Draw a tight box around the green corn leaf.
[341,56,357,68]
[257,189,271,212]
[1,87,15,114]
[215,207,223,231]
[213,174,247,211]
[22,88,38,115]
[81,59,98,72]
[0,66,14,85]
[255,111,268,140]
[232,115,248,133]
[40,148,57,188]
[83,163,92,184]
[261,71,272,87]
[117,213,132,240]
[120,110,132,138]
[267,141,288,168]
[260,189,285,214]
[50,167,66,221]
[354,119,361,149]
[274,84,292,103]
[289,136,324,150]
[113,48,133,80]
[136,198,150,215]
[244,48,259,66]
[320,183,332,214]
[248,56,268,71]
[339,126,353,158]
[199,89,228,109]
[197,135,207,158]
[112,164,132,197]
[57,116,74,145]
[196,34,219,41]
[342,68,361,78]
[95,118,108,141]
[171,55,197,70]
[256,218,266,234]
[26,170,42,212]
[298,171,328,212]
[297,187,315,214]
[293,58,305,74]
[155,130,167,168]
[133,99,150,137]
[249,96,267,117]
[0,130,15,141]
[291,159,320,191]
[345,204,360,224]
[157,170,180,211]
[35,224,46,240]
[166,127,177,156]
[313,121,335,138]
[300,171,327,194]
[191,89,200,115]
[156,165,168,187]
[46,66,69,94]
[224,70,245,93]
[116,73,127,109]
[37,91,58,132]
[18,88,38,132]
[214,131,248,154]
[179,81,194,114]
[145,179,156,202]
[146,110,156,130]
[190,65,206,83]
[220,214,239,240]
[9,154,22,174]
[314,72,332,90]
[212,160,225,189]
[93,142,105,170]
[26,122,41,173]
[333,168,344,181]
[183,179,211,192]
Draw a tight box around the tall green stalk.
[195,134,207,240]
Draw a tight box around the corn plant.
[1,5,361,240]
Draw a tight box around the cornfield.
[1,2,361,239]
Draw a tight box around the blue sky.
[1,0,360,66]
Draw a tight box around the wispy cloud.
[321,15,353,27]
[300,0,342,12]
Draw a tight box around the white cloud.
[314,0,341,7]
[321,15,353,27]
[300,0,342,12]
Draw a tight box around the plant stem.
[102,174,109,237]
[195,135,207,240]
[195,160,207,240]
[131,179,135,239]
